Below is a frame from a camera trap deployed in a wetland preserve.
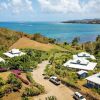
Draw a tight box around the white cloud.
[0,2,8,10]
[8,0,34,14]
[83,0,100,13]
[0,0,34,14]
[38,0,100,15]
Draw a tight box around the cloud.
[0,0,34,14]
[0,2,8,10]
[38,0,100,15]
[8,0,34,14]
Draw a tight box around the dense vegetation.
[0,28,57,52]
[44,52,78,88]
[0,28,100,99]
[31,33,56,44]
[0,73,22,97]
[44,35,100,99]
[0,28,26,50]
[0,49,49,71]
[0,48,47,99]
[22,72,45,97]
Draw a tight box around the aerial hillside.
[0,28,26,50]
[0,28,65,51]
[9,37,65,51]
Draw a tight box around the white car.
[73,92,86,100]
[49,76,61,85]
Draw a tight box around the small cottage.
[77,70,88,78]
[3,48,25,58]
[86,73,100,89]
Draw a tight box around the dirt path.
[32,61,74,100]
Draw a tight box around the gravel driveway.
[32,61,74,100]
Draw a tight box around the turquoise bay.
[0,22,100,43]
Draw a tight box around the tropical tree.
[72,37,80,46]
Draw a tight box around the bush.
[21,96,29,100]
[26,72,35,84]
[0,84,12,98]
[61,78,79,90]
[7,73,22,90]
[34,83,45,93]
[0,77,6,86]
[45,96,57,100]
[16,74,29,85]
[26,72,45,93]
[22,87,41,96]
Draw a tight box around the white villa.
[73,52,96,60]
[64,52,97,71]
[64,58,97,70]
[3,49,25,58]
[86,73,100,89]
[0,57,5,62]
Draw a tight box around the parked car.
[73,92,86,100]
[49,76,61,85]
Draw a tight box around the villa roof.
[3,48,25,58]
[71,58,89,65]
[86,73,100,85]
[63,59,97,70]
[77,70,88,75]
[78,52,90,57]
[9,49,21,54]
[73,52,96,60]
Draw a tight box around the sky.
[0,0,100,22]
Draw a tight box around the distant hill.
[62,19,100,24]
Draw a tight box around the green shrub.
[26,72,35,84]
[45,96,57,100]
[34,83,45,93]
[7,73,22,90]
[21,96,29,100]
[0,84,12,98]
[23,87,41,96]
[0,77,6,86]
[26,72,45,93]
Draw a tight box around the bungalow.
[0,57,5,62]
[63,58,97,70]
[77,70,88,78]
[73,52,96,60]
[3,49,25,58]
[86,73,100,89]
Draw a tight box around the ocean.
[0,22,100,43]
